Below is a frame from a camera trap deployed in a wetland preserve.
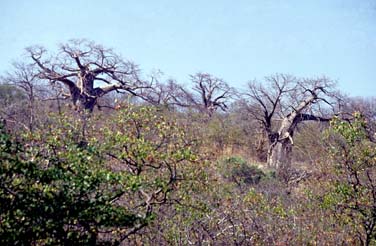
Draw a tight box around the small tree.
[324,113,376,246]
[0,84,30,131]
[1,62,49,132]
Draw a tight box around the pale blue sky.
[1,0,375,96]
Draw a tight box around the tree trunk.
[76,95,97,112]
[70,78,98,112]
[267,138,292,172]
[267,117,295,172]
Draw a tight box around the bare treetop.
[245,74,297,125]
[170,73,234,116]
[243,73,337,172]
[25,39,150,112]
[245,74,335,125]
[191,73,232,111]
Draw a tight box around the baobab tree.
[25,39,150,112]
[244,74,336,174]
[172,73,233,116]
[140,79,182,107]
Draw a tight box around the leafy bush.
[0,124,140,245]
[0,106,198,245]
[219,156,266,186]
[321,113,376,245]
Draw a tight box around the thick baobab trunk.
[267,117,295,171]
[77,95,97,112]
[267,139,293,170]
[267,113,329,178]
[70,75,101,112]
[70,84,97,112]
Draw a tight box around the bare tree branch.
[25,40,150,112]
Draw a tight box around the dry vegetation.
[1,40,376,245]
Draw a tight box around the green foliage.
[323,112,376,245]
[219,156,266,186]
[204,115,244,151]
[1,87,375,245]
[0,106,198,245]
[0,120,139,244]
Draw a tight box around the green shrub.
[322,113,376,245]
[219,156,266,185]
[0,106,198,245]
